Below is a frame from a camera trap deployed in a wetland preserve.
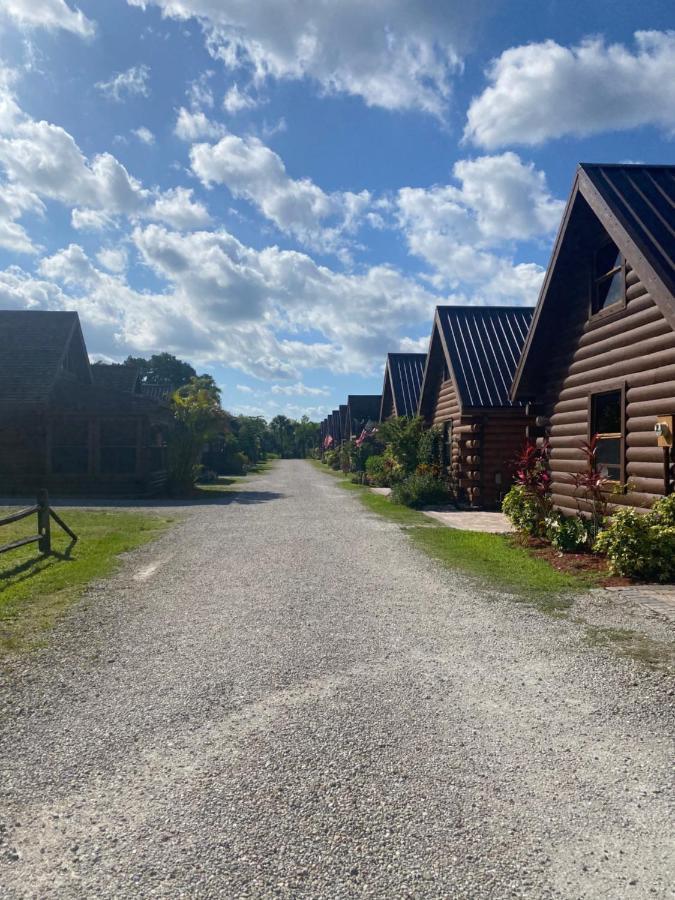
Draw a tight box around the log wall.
[543,262,675,514]
[430,377,529,508]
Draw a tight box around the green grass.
[311,459,587,605]
[194,458,275,493]
[0,508,174,656]
[409,527,577,611]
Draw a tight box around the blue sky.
[0,1,673,420]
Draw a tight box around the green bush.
[323,449,340,469]
[502,485,544,536]
[391,473,449,509]
[365,454,388,486]
[594,505,675,582]
[545,511,589,552]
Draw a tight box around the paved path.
[0,461,673,899]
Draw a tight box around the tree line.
[122,352,321,493]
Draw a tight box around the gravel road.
[0,460,673,899]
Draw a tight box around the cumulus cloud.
[174,107,226,141]
[97,246,128,274]
[0,181,43,254]
[0,75,210,234]
[270,382,330,397]
[126,0,493,117]
[146,187,211,229]
[397,152,562,303]
[223,84,258,114]
[190,130,370,249]
[133,126,155,144]
[96,65,151,102]
[1,0,94,37]
[465,31,675,148]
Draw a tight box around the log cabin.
[328,409,342,447]
[0,310,173,496]
[343,395,381,442]
[339,404,349,443]
[379,353,427,421]
[418,306,533,508]
[511,163,675,516]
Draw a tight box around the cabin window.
[591,390,623,482]
[148,425,166,472]
[592,241,625,315]
[99,418,138,475]
[51,419,89,474]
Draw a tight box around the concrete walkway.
[422,509,512,533]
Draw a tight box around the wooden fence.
[0,490,77,557]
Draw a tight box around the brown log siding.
[544,262,674,514]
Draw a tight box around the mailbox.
[654,415,674,448]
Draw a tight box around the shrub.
[650,494,675,527]
[391,473,449,509]
[595,505,675,582]
[545,511,590,552]
[417,425,444,470]
[323,449,340,470]
[502,484,544,536]
[365,454,388,486]
[194,465,218,484]
[377,416,425,474]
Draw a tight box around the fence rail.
[0,490,77,557]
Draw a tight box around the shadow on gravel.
[0,491,286,509]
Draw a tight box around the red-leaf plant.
[513,438,553,525]
[571,435,613,537]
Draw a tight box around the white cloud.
[270,382,330,396]
[174,106,226,141]
[236,383,254,394]
[71,208,115,231]
[465,31,675,149]
[0,181,43,254]
[223,84,258,114]
[0,76,210,234]
[97,246,128,273]
[146,186,211,229]
[96,65,151,102]
[190,130,371,249]
[127,0,493,117]
[186,71,215,109]
[397,152,562,303]
[133,126,155,144]
[1,0,94,37]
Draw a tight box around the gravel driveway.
[0,460,673,899]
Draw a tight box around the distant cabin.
[0,310,172,496]
[512,163,675,515]
[344,395,381,442]
[329,409,342,447]
[418,306,533,508]
[379,353,426,421]
[339,404,349,442]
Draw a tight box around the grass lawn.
[195,458,275,494]
[311,460,594,605]
[0,508,174,656]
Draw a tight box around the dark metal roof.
[579,164,675,304]
[0,310,90,403]
[512,163,675,399]
[383,353,426,418]
[346,395,381,434]
[339,404,349,438]
[91,363,140,393]
[436,306,533,408]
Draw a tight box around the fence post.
[37,489,51,555]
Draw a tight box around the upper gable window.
[592,240,625,315]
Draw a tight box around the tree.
[167,376,230,494]
[125,352,196,388]
[236,416,268,465]
[270,414,294,458]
